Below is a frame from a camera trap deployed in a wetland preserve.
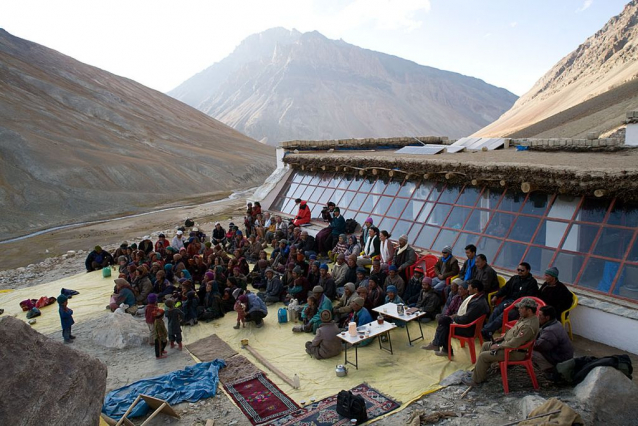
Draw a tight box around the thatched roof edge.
[283,153,638,200]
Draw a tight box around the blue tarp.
[102,359,226,419]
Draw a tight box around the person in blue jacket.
[347,296,374,346]
[57,294,75,343]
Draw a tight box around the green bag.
[102,267,112,278]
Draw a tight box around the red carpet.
[223,373,300,425]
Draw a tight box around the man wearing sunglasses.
[481,262,539,341]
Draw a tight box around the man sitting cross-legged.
[462,297,540,387]
[422,280,489,357]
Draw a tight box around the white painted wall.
[571,305,638,355]
[626,122,638,146]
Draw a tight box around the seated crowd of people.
[87,198,576,374]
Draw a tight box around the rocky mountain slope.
[169,28,517,145]
[477,1,638,138]
[0,29,275,240]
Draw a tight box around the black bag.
[185,219,194,227]
[336,390,368,424]
[345,219,359,235]
[572,355,633,384]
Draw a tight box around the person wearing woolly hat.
[333,282,357,323]
[347,296,374,346]
[301,285,333,333]
[539,266,573,317]
[58,294,75,343]
[355,267,369,289]
[259,267,283,305]
[432,245,460,293]
[318,263,336,300]
[384,285,404,305]
[384,264,405,298]
[305,310,342,359]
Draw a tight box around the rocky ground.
[1,195,636,425]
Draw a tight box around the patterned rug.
[224,373,301,425]
[265,383,400,426]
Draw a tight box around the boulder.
[574,366,638,426]
[517,395,546,419]
[0,316,107,426]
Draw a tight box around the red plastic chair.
[448,314,486,363]
[407,255,425,281]
[423,254,438,278]
[499,339,539,394]
[502,297,546,332]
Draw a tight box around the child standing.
[165,299,184,350]
[233,297,246,329]
[153,308,168,359]
[57,294,75,343]
[145,294,158,345]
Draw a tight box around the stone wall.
[512,137,624,149]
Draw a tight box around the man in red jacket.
[293,200,312,226]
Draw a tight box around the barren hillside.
[0,29,275,239]
[476,1,638,138]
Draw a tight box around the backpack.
[336,390,368,424]
[345,219,358,235]
[278,307,288,324]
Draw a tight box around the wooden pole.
[242,343,300,389]
[445,173,455,180]
[471,179,482,186]
[594,189,606,198]
[500,180,507,187]
[498,409,562,426]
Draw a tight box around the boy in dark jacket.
[165,299,184,350]
[57,294,75,343]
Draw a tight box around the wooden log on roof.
[471,179,482,186]
[423,173,433,180]
[500,180,507,187]
[389,170,395,177]
[594,189,606,198]
[445,173,455,180]
[521,182,538,193]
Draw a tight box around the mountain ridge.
[0,29,275,239]
[476,1,638,137]
[169,28,517,145]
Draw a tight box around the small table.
[337,321,397,369]
[373,303,426,346]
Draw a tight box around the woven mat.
[185,334,237,362]
[266,383,400,426]
[219,354,262,384]
[224,373,300,425]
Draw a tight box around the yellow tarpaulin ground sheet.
[0,270,476,410]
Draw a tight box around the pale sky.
[0,0,629,96]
